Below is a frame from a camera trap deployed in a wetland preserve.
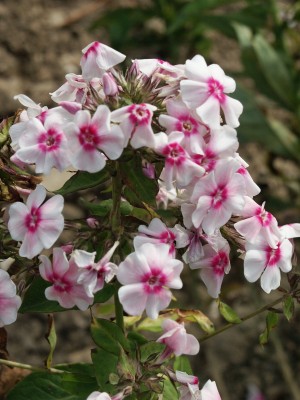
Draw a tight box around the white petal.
[118,284,148,316]
[260,266,281,293]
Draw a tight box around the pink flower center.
[176,115,200,137]
[192,149,216,172]
[38,128,62,152]
[211,251,228,275]
[266,245,281,267]
[210,186,228,209]
[256,207,272,227]
[163,142,186,165]
[142,268,167,294]
[53,279,72,293]
[79,124,101,151]
[84,41,100,58]
[207,78,225,103]
[25,207,41,233]
[129,104,151,125]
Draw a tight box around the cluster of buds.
[2,40,299,399]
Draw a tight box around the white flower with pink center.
[190,159,246,235]
[65,105,124,173]
[191,126,238,173]
[157,319,199,358]
[8,185,64,260]
[80,41,126,81]
[159,98,208,154]
[155,131,205,190]
[134,218,188,257]
[234,198,281,248]
[243,233,293,293]
[180,55,243,128]
[39,247,94,310]
[50,73,102,105]
[0,269,21,327]
[117,243,183,319]
[14,117,70,175]
[111,103,157,148]
[189,236,231,298]
[73,242,119,296]
[134,58,184,79]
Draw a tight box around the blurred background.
[0,0,300,399]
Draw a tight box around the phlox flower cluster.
[3,40,300,400]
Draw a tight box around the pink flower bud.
[86,217,99,229]
[102,72,119,96]
[142,160,155,179]
[59,101,82,114]
[60,244,74,254]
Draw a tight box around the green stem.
[199,293,289,343]
[0,358,66,374]
[110,161,124,332]
[114,283,125,332]
[110,162,123,240]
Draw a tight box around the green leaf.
[173,355,193,375]
[7,371,96,400]
[20,277,114,313]
[218,301,242,324]
[267,118,300,161]
[121,155,158,207]
[162,376,179,400]
[283,296,295,322]
[45,314,57,369]
[91,348,118,392]
[55,169,110,195]
[252,34,296,109]
[259,311,279,345]
[81,199,113,217]
[235,84,292,157]
[91,318,130,355]
[19,277,66,313]
[93,284,115,304]
[0,115,14,148]
[140,341,165,363]
[127,331,148,346]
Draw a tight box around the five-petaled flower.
[8,185,64,259]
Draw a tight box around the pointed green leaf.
[140,342,165,363]
[7,369,97,400]
[173,355,193,375]
[218,301,242,324]
[45,314,57,368]
[259,311,279,345]
[91,318,130,355]
[283,296,295,322]
[55,169,110,195]
[162,376,179,400]
[91,348,118,392]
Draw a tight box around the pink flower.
[73,242,119,296]
[8,185,64,259]
[234,198,281,248]
[189,236,231,298]
[80,41,126,81]
[155,131,205,190]
[14,117,70,175]
[180,55,243,128]
[201,380,222,400]
[244,233,293,293]
[102,72,119,96]
[175,371,201,400]
[0,270,21,327]
[39,247,93,310]
[117,243,183,319]
[111,103,157,148]
[190,159,246,235]
[65,105,124,173]
[134,218,183,257]
[157,319,199,358]
[159,98,208,154]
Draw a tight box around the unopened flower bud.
[86,217,99,229]
[142,160,155,179]
[102,72,118,97]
